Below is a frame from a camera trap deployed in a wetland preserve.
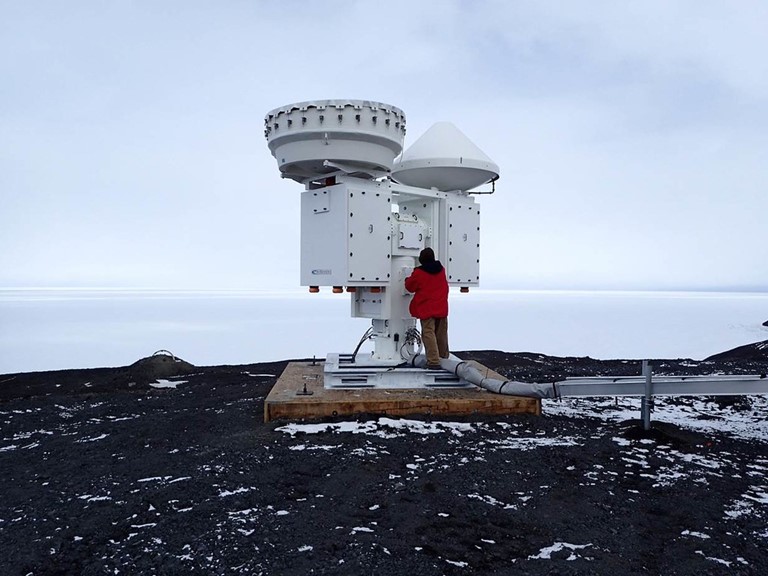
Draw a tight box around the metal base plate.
[324,353,473,389]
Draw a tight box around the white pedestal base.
[323,353,473,389]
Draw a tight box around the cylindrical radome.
[264,100,406,182]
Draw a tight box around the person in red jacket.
[405,247,449,369]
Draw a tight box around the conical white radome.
[391,122,499,191]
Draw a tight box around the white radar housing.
[264,99,406,182]
[391,121,499,191]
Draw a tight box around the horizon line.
[1,286,767,295]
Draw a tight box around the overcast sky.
[1,1,766,292]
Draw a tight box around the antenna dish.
[264,99,406,182]
[391,122,499,191]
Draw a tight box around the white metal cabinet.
[444,198,480,286]
[300,183,391,286]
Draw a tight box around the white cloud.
[0,1,766,290]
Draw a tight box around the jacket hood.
[419,260,444,275]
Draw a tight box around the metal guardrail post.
[641,360,652,430]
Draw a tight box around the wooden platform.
[264,360,541,422]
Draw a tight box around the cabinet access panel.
[300,184,392,286]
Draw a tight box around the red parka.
[405,261,449,319]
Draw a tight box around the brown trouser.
[421,317,449,366]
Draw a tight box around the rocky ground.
[1,341,768,575]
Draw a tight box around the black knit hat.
[418,247,435,265]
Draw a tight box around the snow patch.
[11,429,53,441]
[467,493,516,510]
[744,487,768,504]
[695,550,731,566]
[76,434,108,443]
[545,396,768,443]
[681,530,711,539]
[484,436,580,451]
[150,379,188,389]
[529,542,593,560]
[218,487,253,497]
[276,417,476,438]
[288,444,340,452]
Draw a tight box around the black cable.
[350,328,373,364]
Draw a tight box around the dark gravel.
[1,341,768,575]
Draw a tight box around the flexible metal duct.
[410,355,559,399]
